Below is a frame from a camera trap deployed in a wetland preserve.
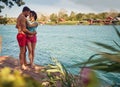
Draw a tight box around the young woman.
[26,11,38,68]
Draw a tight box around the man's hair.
[22,6,30,12]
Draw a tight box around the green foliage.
[76,13,84,21]
[0,67,42,87]
[50,13,58,22]
[0,67,26,87]
[43,11,120,25]
[43,58,101,87]
[69,11,76,21]
[0,0,25,12]
[43,58,78,87]
[0,17,8,24]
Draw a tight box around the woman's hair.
[30,11,37,20]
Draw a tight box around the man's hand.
[33,31,37,35]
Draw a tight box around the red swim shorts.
[26,35,37,43]
[17,33,26,47]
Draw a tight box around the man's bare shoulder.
[17,14,26,21]
[16,13,27,31]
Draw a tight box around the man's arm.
[21,17,36,35]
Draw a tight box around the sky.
[0,0,120,17]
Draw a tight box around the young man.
[16,6,36,70]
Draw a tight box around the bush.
[0,67,42,87]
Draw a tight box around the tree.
[58,9,67,19]
[108,9,118,18]
[69,11,76,21]
[85,13,96,19]
[39,14,48,21]
[0,17,8,24]
[97,12,108,19]
[76,13,84,21]
[50,13,58,22]
[0,0,25,12]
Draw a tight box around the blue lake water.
[0,25,120,84]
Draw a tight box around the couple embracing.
[16,6,38,70]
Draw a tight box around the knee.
[29,50,32,54]
[20,50,26,54]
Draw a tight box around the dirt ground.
[0,56,46,82]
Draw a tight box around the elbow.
[23,29,27,33]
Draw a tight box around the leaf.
[0,5,5,9]
[72,58,108,67]
[113,40,120,48]
[101,53,120,63]
[93,42,120,52]
[46,69,60,73]
[90,65,109,70]
[113,25,120,39]
[9,1,14,6]
[90,62,120,73]
[47,64,58,69]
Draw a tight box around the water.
[0,25,120,84]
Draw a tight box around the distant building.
[58,18,65,22]
[103,16,113,25]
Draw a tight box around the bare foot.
[21,64,27,70]
[25,63,31,66]
[31,64,35,69]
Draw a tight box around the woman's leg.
[24,46,27,65]
[27,42,33,66]
[31,42,36,67]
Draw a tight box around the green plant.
[72,25,120,87]
[0,67,43,87]
[43,58,78,87]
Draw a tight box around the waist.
[27,34,36,37]
[17,32,26,36]
[18,31,25,34]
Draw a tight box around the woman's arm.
[27,21,38,27]
[21,18,36,35]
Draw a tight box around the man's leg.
[17,33,27,69]
[19,46,27,70]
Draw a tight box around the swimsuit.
[26,21,38,43]
[26,35,37,43]
[17,33,26,47]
